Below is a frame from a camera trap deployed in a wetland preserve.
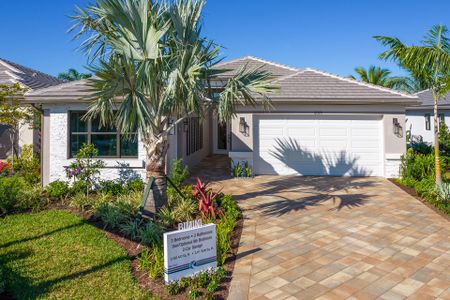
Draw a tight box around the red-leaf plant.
[193,177,224,220]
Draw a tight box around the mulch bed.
[59,205,244,300]
[388,179,450,222]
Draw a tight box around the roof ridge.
[215,55,300,72]
[274,69,308,82]
[302,68,417,99]
[245,56,300,71]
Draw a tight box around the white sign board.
[163,223,217,283]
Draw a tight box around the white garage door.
[255,115,383,176]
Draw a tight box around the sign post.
[163,221,217,283]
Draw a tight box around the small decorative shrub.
[17,185,49,212]
[126,178,144,192]
[409,140,433,155]
[187,288,201,299]
[0,176,27,215]
[165,282,181,296]
[98,180,124,195]
[400,148,436,181]
[65,143,105,195]
[8,145,40,184]
[168,159,192,204]
[173,197,197,222]
[46,180,70,199]
[196,272,209,289]
[179,277,192,289]
[158,206,177,227]
[138,222,163,245]
[119,220,141,240]
[69,193,94,211]
[193,177,223,220]
[231,160,252,178]
[212,267,226,282]
[0,161,11,177]
[94,200,134,228]
[206,280,219,293]
[138,244,164,279]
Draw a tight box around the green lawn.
[0,210,150,299]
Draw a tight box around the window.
[69,111,138,158]
[185,117,203,156]
[439,114,445,125]
[425,114,431,131]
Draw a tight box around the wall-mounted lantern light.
[239,117,248,135]
[393,118,403,137]
[183,118,189,132]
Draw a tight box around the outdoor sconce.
[393,118,403,137]
[239,117,248,135]
[183,119,189,132]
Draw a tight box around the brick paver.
[190,158,450,300]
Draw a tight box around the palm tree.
[71,0,277,214]
[349,66,412,92]
[375,24,450,185]
[57,68,92,81]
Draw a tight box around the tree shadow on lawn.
[0,222,84,249]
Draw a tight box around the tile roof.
[264,68,417,102]
[214,56,299,77]
[24,56,418,105]
[411,89,450,109]
[0,58,63,90]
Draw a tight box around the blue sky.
[1,0,449,77]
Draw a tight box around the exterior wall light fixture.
[393,118,403,137]
[239,117,248,135]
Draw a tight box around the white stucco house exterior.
[24,56,418,185]
[406,89,450,144]
[0,58,63,159]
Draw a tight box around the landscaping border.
[388,179,450,222]
[61,206,244,300]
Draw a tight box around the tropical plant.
[192,177,223,220]
[435,182,450,204]
[349,66,411,91]
[0,176,27,215]
[375,24,450,185]
[71,0,277,213]
[57,68,92,81]
[65,143,105,195]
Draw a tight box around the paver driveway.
[211,175,450,300]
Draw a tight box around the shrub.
[158,206,177,228]
[119,220,140,240]
[98,180,124,196]
[165,282,181,296]
[206,280,219,293]
[17,185,49,212]
[65,144,105,195]
[400,148,436,181]
[138,222,163,245]
[173,197,197,222]
[409,140,433,155]
[46,180,70,199]
[94,199,134,228]
[187,288,201,299]
[196,272,209,289]
[0,176,27,215]
[0,266,5,294]
[69,193,95,211]
[126,178,144,192]
[440,123,450,155]
[8,145,40,184]
[216,220,232,266]
[0,161,11,177]
[138,244,164,279]
[231,160,252,178]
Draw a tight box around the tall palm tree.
[375,24,450,185]
[71,0,277,214]
[57,68,92,82]
[349,66,412,92]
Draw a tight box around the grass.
[0,210,151,299]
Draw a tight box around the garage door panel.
[255,116,382,176]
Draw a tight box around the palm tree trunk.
[433,93,442,186]
[143,134,169,217]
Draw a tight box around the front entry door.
[213,118,230,154]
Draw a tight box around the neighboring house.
[406,89,450,143]
[25,56,418,185]
[0,58,63,158]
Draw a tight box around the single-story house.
[406,89,450,143]
[0,58,63,158]
[25,56,418,185]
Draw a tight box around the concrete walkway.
[199,169,450,299]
